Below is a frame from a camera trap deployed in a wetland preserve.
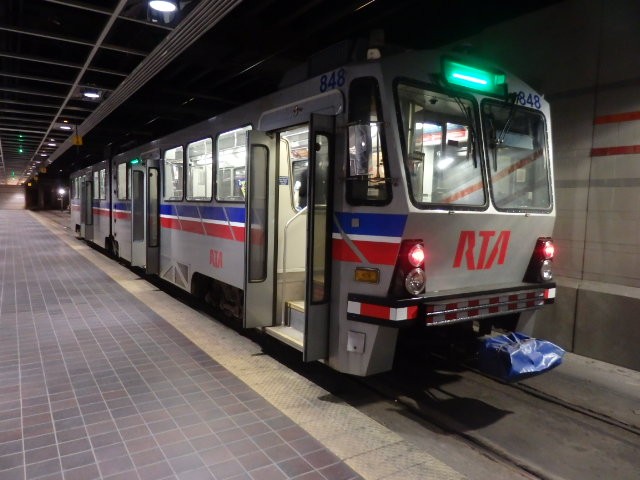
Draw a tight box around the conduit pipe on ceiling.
[45,0,244,167]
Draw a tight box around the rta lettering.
[453,230,511,270]
[209,249,223,268]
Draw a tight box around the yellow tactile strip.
[36,212,464,480]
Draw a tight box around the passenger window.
[347,77,390,205]
[216,126,251,202]
[186,138,213,201]
[163,146,184,201]
[93,171,100,199]
[99,169,106,199]
[281,126,309,211]
[117,162,129,200]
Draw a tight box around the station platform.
[0,210,463,480]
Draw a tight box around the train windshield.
[482,101,552,211]
[396,83,485,207]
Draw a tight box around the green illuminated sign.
[442,58,507,96]
[130,158,140,165]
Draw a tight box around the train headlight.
[405,268,426,295]
[540,259,553,281]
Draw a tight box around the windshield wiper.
[496,92,518,145]
[453,97,477,168]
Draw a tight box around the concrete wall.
[0,185,26,209]
[459,0,640,369]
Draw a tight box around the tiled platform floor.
[0,211,363,480]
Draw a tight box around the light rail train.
[70,44,556,376]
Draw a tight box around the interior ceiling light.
[149,0,178,12]
[60,125,72,131]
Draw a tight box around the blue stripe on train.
[159,204,245,223]
[333,212,407,237]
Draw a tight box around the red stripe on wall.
[591,145,640,157]
[594,111,640,125]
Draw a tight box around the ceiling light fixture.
[83,90,101,99]
[149,0,178,12]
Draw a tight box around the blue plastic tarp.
[478,332,565,382]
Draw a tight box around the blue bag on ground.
[478,332,565,382]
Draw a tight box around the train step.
[265,300,305,351]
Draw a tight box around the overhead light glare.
[48,143,56,147]
[60,125,72,130]
[149,0,178,12]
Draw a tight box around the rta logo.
[453,230,511,270]
[209,249,223,268]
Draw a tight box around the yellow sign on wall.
[73,135,83,146]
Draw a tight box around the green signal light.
[130,158,140,165]
[18,147,24,154]
[442,57,507,96]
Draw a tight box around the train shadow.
[253,322,512,433]
[117,267,512,434]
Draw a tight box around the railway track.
[353,336,640,480]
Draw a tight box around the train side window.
[347,77,390,205]
[186,138,213,201]
[99,169,106,199]
[93,171,100,199]
[280,126,309,211]
[117,162,129,200]
[216,125,252,202]
[163,146,184,201]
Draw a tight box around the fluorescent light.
[83,90,101,99]
[60,125,72,130]
[149,0,178,12]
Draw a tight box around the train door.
[80,176,93,240]
[302,114,334,361]
[260,114,334,362]
[244,132,277,329]
[131,160,160,274]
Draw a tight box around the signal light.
[442,57,507,96]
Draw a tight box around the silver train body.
[70,48,556,376]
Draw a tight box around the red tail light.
[408,244,425,267]
[389,240,426,297]
[523,237,554,283]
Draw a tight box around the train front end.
[339,51,555,373]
